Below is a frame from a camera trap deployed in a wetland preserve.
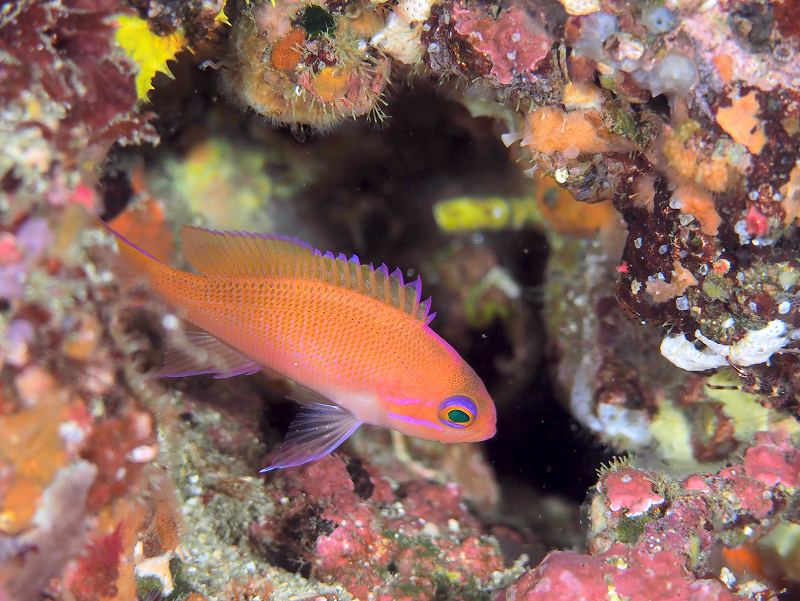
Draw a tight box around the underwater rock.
[251,455,508,600]
[0,0,158,201]
[421,0,558,98]
[503,432,800,600]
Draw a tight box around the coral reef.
[2,0,800,598]
[503,431,800,600]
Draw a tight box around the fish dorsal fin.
[181,227,436,324]
[182,226,314,278]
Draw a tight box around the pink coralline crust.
[452,3,552,86]
[363,463,395,503]
[507,551,608,599]
[506,437,800,601]
[315,505,388,598]
[259,455,504,600]
[0,234,22,265]
[505,548,743,601]
[399,480,479,530]
[728,477,773,519]
[683,474,711,493]
[601,467,665,516]
[744,431,800,489]
[639,496,714,559]
[295,455,357,509]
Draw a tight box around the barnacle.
[223,0,390,128]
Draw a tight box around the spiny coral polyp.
[224,0,390,128]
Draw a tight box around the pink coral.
[452,3,552,86]
[727,477,773,519]
[683,475,711,493]
[744,205,770,238]
[600,467,665,517]
[743,431,800,489]
[503,547,743,601]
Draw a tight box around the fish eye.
[439,395,477,428]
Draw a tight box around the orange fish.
[106,225,497,470]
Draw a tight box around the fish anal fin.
[260,402,362,472]
[159,323,262,379]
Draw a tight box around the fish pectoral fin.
[159,323,262,379]
[260,402,362,472]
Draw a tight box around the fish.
[105,224,497,471]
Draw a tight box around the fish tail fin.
[101,220,172,291]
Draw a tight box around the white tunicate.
[660,333,728,371]
[726,320,791,366]
[778,300,792,314]
[636,51,698,97]
[634,237,642,249]
[641,6,676,34]
[676,296,690,311]
[573,12,618,61]
[734,219,752,245]
[664,320,797,372]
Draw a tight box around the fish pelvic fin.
[159,323,262,379]
[180,227,435,324]
[260,402,362,472]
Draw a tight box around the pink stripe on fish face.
[386,411,446,432]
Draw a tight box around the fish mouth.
[456,426,496,443]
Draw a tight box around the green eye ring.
[439,396,477,428]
